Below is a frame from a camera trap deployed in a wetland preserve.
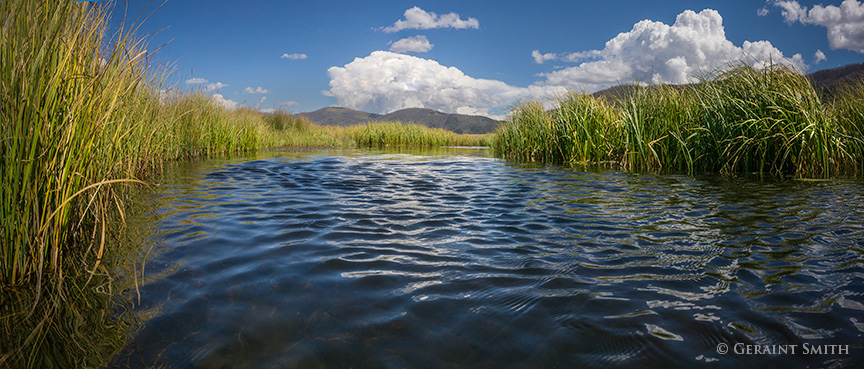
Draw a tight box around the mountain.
[591,62,864,101]
[300,107,501,134]
[807,62,864,97]
[300,107,379,126]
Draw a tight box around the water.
[112,148,864,368]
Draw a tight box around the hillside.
[300,107,501,134]
[592,62,864,101]
[300,107,380,126]
[807,62,864,98]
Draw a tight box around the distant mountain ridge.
[300,107,501,134]
[592,62,864,101]
[304,63,864,131]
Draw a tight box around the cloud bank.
[390,35,434,53]
[773,0,864,53]
[382,7,479,33]
[535,9,804,91]
[327,8,804,119]
[327,51,563,118]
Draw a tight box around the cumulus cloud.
[281,53,308,60]
[185,77,208,84]
[775,1,810,23]
[212,93,238,109]
[390,35,434,53]
[773,0,864,53]
[815,49,827,63]
[381,7,479,33]
[280,101,300,107]
[327,51,563,119]
[328,9,806,119]
[244,86,269,94]
[204,82,228,92]
[537,9,804,92]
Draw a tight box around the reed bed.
[348,121,489,147]
[0,0,280,367]
[493,63,864,178]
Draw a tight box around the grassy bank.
[492,63,864,178]
[265,111,492,148]
[0,0,286,366]
[1,1,488,366]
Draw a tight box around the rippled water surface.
[112,148,864,368]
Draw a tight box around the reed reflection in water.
[111,148,864,368]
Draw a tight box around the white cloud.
[326,51,563,119]
[773,0,864,53]
[204,82,228,92]
[244,86,269,94]
[815,49,827,63]
[211,93,238,109]
[281,53,308,60]
[280,100,300,107]
[260,108,276,114]
[390,35,434,53]
[531,50,556,64]
[185,77,208,84]
[757,7,771,17]
[537,9,804,92]
[381,7,479,33]
[328,9,808,119]
[775,1,810,23]
[531,49,602,64]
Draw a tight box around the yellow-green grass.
[0,0,278,366]
[493,63,864,178]
[264,112,493,148]
[346,121,490,147]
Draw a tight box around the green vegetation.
[347,121,490,147]
[264,112,492,147]
[493,63,864,178]
[0,0,486,367]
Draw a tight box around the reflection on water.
[112,147,864,368]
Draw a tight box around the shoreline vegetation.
[0,1,488,367]
[2,0,863,368]
[491,63,864,178]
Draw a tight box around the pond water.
[111,148,864,368]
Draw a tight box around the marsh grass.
[493,63,864,178]
[0,0,280,366]
[825,78,864,173]
[347,121,489,147]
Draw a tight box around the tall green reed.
[348,121,489,147]
[493,62,863,178]
[0,1,279,367]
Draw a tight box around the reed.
[0,0,495,366]
[493,62,864,178]
[347,121,489,147]
[0,1,277,366]
[824,78,864,173]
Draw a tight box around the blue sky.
[111,0,864,118]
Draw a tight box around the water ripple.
[113,149,864,368]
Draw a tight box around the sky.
[109,0,864,119]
